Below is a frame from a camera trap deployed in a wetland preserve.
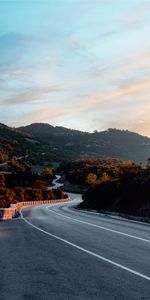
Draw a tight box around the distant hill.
[18,123,150,163]
[1,122,150,164]
[19,123,82,137]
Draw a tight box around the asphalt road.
[0,199,150,300]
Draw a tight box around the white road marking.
[75,208,150,226]
[20,210,150,281]
[46,207,150,243]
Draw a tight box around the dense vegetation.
[0,123,37,161]
[60,158,150,218]
[58,158,131,188]
[0,164,67,208]
[0,123,58,165]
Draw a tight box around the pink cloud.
[121,15,142,26]
[0,86,62,106]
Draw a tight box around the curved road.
[0,199,150,300]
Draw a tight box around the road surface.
[0,199,150,300]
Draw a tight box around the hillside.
[78,160,150,219]
[1,122,150,164]
[0,123,41,163]
[18,123,150,163]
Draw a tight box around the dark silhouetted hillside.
[18,123,150,163]
[0,123,41,163]
[79,160,150,219]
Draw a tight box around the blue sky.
[0,0,150,136]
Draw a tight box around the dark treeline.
[60,158,150,218]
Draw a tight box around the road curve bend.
[0,200,150,300]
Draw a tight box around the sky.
[0,0,150,136]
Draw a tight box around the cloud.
[121,15,142,26]
[19,105,67,126]
[0,32,34,62]
[67,79,150,126]
[14,49,150,130]
[0,31,57,72]
[0,86,62,106]
[11,69,27,77]
[137,1,150,12]
[18,67,149,127]
[67,38,97,64]
[0,32,44,76]
[118,79,150,95]
[102,101,150,137]
[0,32,49,49]
[69,40,86,52]
[98,31,116,39]
[30,79,150,120]
[87,50,150,89]
[0,2,150,136]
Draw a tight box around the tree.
[14,187,25,202]
[10,156,17,165]
[147,158,150,169]
[33,189,43,201]
[0,173,5,189]
[86,173,97,185]
[34,179,48,189]
[5,188,16,206]
[0,151,8,162]
[98,172,111,183]
[41,167,55,181]
[53,188,64,199]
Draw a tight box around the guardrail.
[0,208,16,220]
[0,198,71,221]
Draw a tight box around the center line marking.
[46,207,150,243]
[20,209,150,281]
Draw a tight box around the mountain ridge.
[18,122,150,138]
[0,122,150,164]
[17,123,150,163]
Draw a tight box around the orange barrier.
[0,198,71,221]
[0,208,16,220]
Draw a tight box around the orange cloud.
[17,103,71,126]
[79,79,150,112]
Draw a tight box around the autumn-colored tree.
[86,173,97,185]
[46,189,55,200]
[0,151,8,162]
[14,187,25,202]
[4,188,16,206]
[34,179,48,189]
[41,167,55,181]
[0,173,5,189]
[98,172,111,183]
[33,189,43,201]
[24,188,34,202]
[10,156,17,165]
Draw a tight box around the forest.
[59,158,150,218]
[0,161,67,208]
